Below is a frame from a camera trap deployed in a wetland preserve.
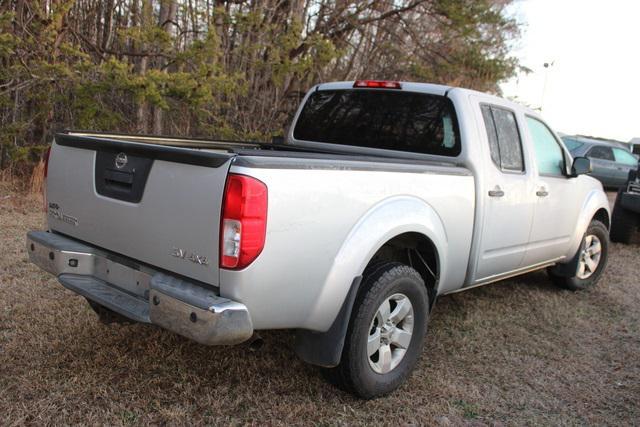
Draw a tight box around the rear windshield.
[293,89,461,157]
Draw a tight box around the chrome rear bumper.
[26,231,253,345]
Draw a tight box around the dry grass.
[1,185,639,425]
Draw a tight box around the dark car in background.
[610,168,640,243]
[562,136,639,189]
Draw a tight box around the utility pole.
[541,61,555,112]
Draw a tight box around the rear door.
[612,147,638,186]
[46,134,234,285]
[586,145,617,187]
[473,101,536,282]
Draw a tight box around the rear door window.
[293,89,461,156]
[481,106,501,167]
[587,146,615,161]
[613,147,638,166]
[480,105,524,172]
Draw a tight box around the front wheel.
[326,262,429,399]
[549,220,609,291]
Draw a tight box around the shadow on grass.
[40,269,567,401]
[5,263,636,424]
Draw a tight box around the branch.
[289,0,428,60]
[71,29,171,60]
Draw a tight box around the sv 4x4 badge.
[171,247,210,266]
[48,202,79,226]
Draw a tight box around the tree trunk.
[152,0,177,135]
[101,0,115,52]
[136,0,153,134]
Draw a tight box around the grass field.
[1,185,639,425]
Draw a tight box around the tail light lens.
[220,174,268,269]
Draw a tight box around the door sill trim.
[448,258,563,294]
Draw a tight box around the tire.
[325,262,429,399]
[549,220,609,291]
[610,190,638,244]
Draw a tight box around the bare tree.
[0,0,520,169]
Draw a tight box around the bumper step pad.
[59,274,150,323]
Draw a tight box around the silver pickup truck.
[27,80,610,398]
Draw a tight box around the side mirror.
[571,157,592,177]
[271,136,284,145]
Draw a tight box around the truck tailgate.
[46,134,234,285]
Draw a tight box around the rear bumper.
[26,231,253,345]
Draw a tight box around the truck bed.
[47,131,470,290]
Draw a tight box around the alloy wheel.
[367,293,414,374]
[577,234,602,280]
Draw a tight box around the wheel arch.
[566,189,611,258]
[553,190,610,277]
[294,196,447,367]
[593,207,610,230]
[366,231,440,308]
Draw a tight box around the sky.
[500,0,640,142]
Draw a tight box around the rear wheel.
[326,262,429,399]
[610,190,638,244]
[549,220,609,291]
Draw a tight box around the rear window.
[293,89,461,157]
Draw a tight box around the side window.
[481,105,501,166]
[526,117,566,177]
[613,148,639,166]
[588,146,614,161]
[481,105,524,172]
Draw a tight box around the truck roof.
[315,80,540,118]
[315,81,452,96]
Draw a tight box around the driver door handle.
[536,187,549,197]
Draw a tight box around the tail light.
[353,80,402,89]
[220,174,268,269]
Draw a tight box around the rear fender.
[295,196,447,366]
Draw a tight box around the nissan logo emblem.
[115,152,128,169]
